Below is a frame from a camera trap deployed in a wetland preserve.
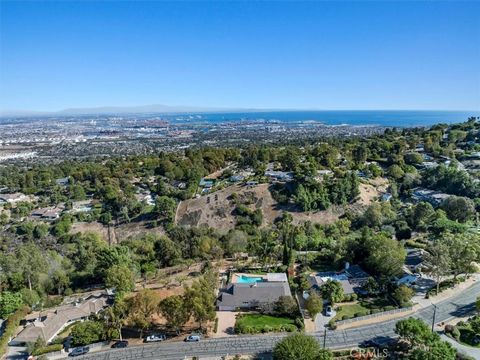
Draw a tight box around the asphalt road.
[75,281,480,360]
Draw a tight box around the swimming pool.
[236,275,264,283]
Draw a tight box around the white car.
[324,306,333,316]
[145,334,167,342]
[185,335,201,342]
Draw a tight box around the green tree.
[19,289,40,308]
[404,152,424,165]
[395,318,455,359]
[104,265,135,296]
[273,333,333,360]
[320,279,344,305]
[441,196,475,223]
[442,232,479,280]
[71,320,107,346]
[388,164,404,180]
[126,289,160,338]
[274,296,297,316]
[395,318,436,348]
[103,300,128,340]
[0,291,23,318]
[17,243,47,291]
[155,236,181,267]
[424,240,451,296]
[393,285,414,306]
[184,273,216,330]
[158,295,190,334]
[409,341,456,360]
[365,233,405,279]
[153,196,177,222]
[305,292,323,319]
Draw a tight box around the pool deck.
[230,273,267,284]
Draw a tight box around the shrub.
[0,306,30,358]
[262,325,273,333]
[383,306,396,311]
[71,320,107,346]
[214,317,219,333]
[245,326,256,334]
[32,344,63,356]
[452,326,461,340]
[273,333,333,360]
[354,311,369,318]
[294,317,304,330]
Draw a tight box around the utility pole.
[323,328,327,348]
[431,304,437,331]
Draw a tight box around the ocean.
[169,110,479,128]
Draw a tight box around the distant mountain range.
[0,104,260,117]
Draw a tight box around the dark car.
[68,346,90,357]
[111,340,129,348]
[360,338,393,350]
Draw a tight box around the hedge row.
[235,323,298,334]
[32,344,63,356]
[0,306,30,357]
[341,294,358,302]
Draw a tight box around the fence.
[335,306,412,326]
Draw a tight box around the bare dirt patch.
[70,220,165,244]
[176,179,389,230]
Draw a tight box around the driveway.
[214,311,237,337]
[314,309,336,332]
[6,345,28,360]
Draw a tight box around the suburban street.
[73,281,480,360]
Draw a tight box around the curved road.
[77,281,480,360]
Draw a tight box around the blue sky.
[0,1,479,112]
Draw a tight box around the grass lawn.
[333,304,369,322]
[235,314,295,330]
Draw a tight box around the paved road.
[70,281,480,360]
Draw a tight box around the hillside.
[175,178,388,231]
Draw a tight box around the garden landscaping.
[445,316,480,348]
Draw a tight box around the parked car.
[69,346,90,357]
[184,335,201,342]
[111,340,129,348]
[360,339,383,348]
[324,305,333,316]
[145,334,167,342]
[360,338,395,350]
